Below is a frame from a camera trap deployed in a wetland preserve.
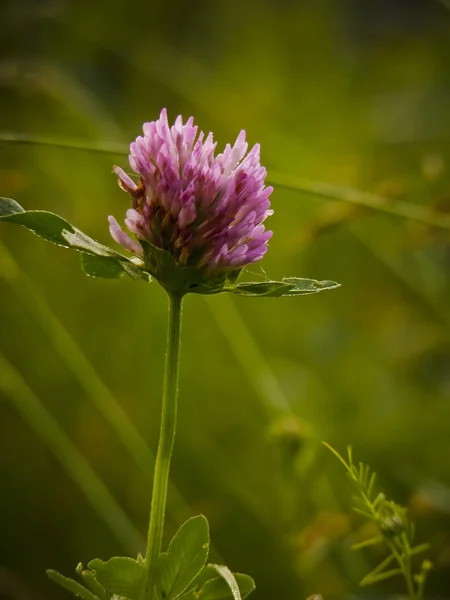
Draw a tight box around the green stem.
[141,292,183,600]
[344,470,417,600]
[401,551,417,600]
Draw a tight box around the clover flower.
[1,111,340,305]
[109,109,273,281]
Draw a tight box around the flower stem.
[140,292,183,600]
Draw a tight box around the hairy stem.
[140,292,183,600]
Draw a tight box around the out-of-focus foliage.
[325,444,432,596]
[0,1,449,599]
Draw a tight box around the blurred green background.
[1,0,450,598]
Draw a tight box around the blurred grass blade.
[0,132,128,155]
[0,241,189,522]
[0,353,143,553]
[203,296,372,579]
[349,225,450,329]
[205,294,290,415]
[268,171,450,231]
[2,133,448,231]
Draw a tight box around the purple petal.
[108,216,143,256]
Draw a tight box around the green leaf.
[360,568,403,586]
[367,472,377,499]
[372,492,386,509]
[80,253,151,282]
[195,568,255,600]
[410,543,431,556]
[228,277,340,298]
[87,556,145,599]
[81,254,131,279]
[47,569,100,600]
[0,198,24,217]
[76,564,109,600]
[178,563,221,596]
[0,198,112,253]
[229,281,292,297]
[156,515,210,600]
[181,568,253,599]
[351,536,384,551]
[0,197,150,283]
[347,446,353,468]
[352,507,375,519]
[359,553,396,587]
[322,442,352,473]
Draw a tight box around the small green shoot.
[324,443,432,600]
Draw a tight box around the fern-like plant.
[324,443,432,600]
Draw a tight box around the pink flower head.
[109,109,273,289]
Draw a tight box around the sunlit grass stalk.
[140,293,183,600]
[349,225,450,330]
[0,132,127,156]
[267,171,450,231]
[0,353,143,553]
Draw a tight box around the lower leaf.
[360,568,403,586]
[87,556,145,598]
[47,569,100,600]
[76,564,109,600]
[194,573,255,600]
[192,565,254,600]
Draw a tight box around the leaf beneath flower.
[0,197,150,282]
[227,277,341,297]
[80,253,150,281]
